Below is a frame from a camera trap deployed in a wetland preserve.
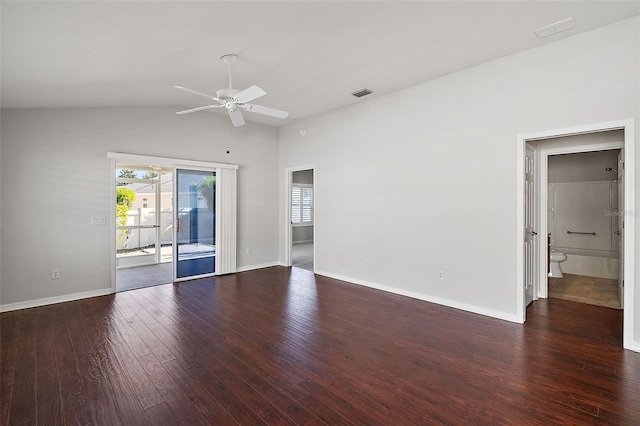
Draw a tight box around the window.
[292,184,313,226]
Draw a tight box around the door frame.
[537,141,623,299]
[524,143,537,307]
[516,119,636,351]
[284,165,315,268]
[173,166,218,283]
[108,152,238,292]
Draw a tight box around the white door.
[617,149,624,308]
[524,145,536,306]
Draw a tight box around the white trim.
[0,288,113,313]
[516,119,636,352]
[108,152,238,170]
[315,270,520,323]
[110,159,117,293]
[293,239,314,244]
[237,261,281,273]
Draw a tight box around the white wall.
[279,17,639,328]
[0,106,280,307]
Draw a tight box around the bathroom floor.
[548,273,621,309]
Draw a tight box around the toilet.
[549,251,567,278]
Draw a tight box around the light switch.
[91,216,106,225]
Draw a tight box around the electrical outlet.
[344,256,349,264]
[437,270,444,280]
[247,247,252,255]
[51,269,60,280]
[364,257,370,265]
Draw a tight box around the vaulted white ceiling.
[2,1,638,127]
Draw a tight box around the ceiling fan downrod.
[220,54,238,89]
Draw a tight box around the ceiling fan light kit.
[174,54,289,127]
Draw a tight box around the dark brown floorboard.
[1,266,639,425]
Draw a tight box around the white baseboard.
[624,340,640,353]
[0,288,113,313]
[236,261,281,273]
[314,269,521,324]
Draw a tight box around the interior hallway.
[292,242,313,271]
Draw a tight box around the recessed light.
[534,17,575,39]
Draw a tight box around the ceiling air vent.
[351,88,373,98]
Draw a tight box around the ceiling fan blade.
[174,85,220,101]
[228,109,245,127]
[176,105,223,115]
[245,104,289,119]
[233,85,266,103]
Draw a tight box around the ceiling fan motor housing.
[216,87,240,101]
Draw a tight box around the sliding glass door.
[175,169,216,280]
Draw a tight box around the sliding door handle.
[175,218,180,232]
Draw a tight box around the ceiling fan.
[174,54,289,127]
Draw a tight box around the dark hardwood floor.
[2,266,639,425]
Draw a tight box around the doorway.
[110,152,238,293]
[516,120,636,351]
[175,169,216,280]
[544,147,622,310]
[115,163,173,292]
[286,167,315,271]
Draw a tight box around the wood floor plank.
[107,341,164,410]
[136,286,318,425]
[137,352,208,424]
[64,297,150,425]
[2,266,640,424]
[6,309,37,425]
[52,303,93,426]
[167,283,448,424]
[123,289,271,424]
[35,305,65,425]
[0,310,22,425]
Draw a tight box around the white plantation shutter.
[302,187,313,222]
[292,187,302,223]
[292,184,313,225]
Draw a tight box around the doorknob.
[530,231,538,236]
